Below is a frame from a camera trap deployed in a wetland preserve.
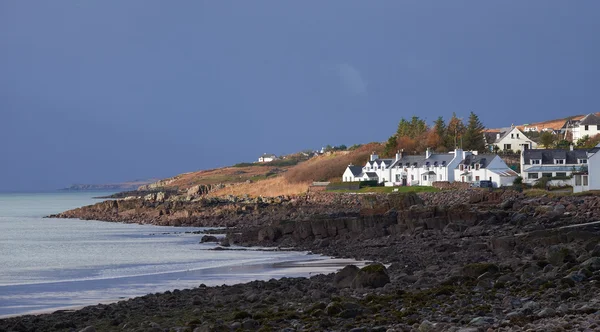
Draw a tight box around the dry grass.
[284,143,384,184]
[209,177,311,197]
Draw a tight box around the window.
[528,173,539,179]
[542,173,552,178]
[580,159,588,164]
[423,175,427,181]
[531,159,541,165]
[511,134,514,138]
[575,175,582,186]
[459,164,464,171]
[411,175,414,180]
[585,125,589,131]
[555,159,564,164]
[475,176,480,181]
[504,144,512,150]
[584,175,589,186]
[597,125,600,130]
[517,134,520,139]
[475,164,480,170]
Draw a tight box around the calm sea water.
[0,192,351,317]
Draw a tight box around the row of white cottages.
[343,142,600,191]
[342,149,518,188]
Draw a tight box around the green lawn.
[327,186,439,193]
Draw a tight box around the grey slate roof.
[365,172,378,178]
[523,149,588,165]
[347,166,363,177]
[578,113,600,126]
[458,154,497,168]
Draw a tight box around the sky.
[1,1,600,191]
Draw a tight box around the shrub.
[513,176,523,185]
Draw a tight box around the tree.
[383,135,398,157]
[433,117,447,150]
[396,136,418,153]
[462,112,486,152]
[445,113,465,149]
[576,134,600,149]
[539,131,557,148]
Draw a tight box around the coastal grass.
[327,186,439,194]
[209,177,311,197]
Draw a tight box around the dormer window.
[579,159,588,164]
[475,164,480,170]
[531,159,541,165]
[555,159,565,164]
[511,134,514,138]
[459,164,465,171]
[585,125,589,131]
[517,134,520,138]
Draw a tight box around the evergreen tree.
[539,131,556,148]
[463,112,486,152]
[383,135,398,157]
[433,116,447,150]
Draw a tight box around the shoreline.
[4,190,600,331]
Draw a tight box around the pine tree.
[463,112,486,152]
[383,135,398,157]
[433,116,447,150]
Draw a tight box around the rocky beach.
[3,189,600,331]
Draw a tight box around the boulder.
[257,227,282,242]
[200,235,219,243]
[580,257,600,271]
[546,245,571,266]
[351,263,390,289]
[333,265,360,289]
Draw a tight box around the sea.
[0,192,356,318]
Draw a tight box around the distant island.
[60,179,159,191]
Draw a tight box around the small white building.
[521,147,588,185]
[258,153,278,163]
[571,113,600,142]
[454,154,518,188]
[572,144,600,193]
[491,127,538,152]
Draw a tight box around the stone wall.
[432,181,470,190]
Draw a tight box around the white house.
[491,127,538,152]
[572,144,600,193]
[453,154,518,188]
[343,148,466,186]
[258,153,278,163]
[571,113,600,142]
[520,146,588,185]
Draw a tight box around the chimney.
[425,147,431,159]
[570,144,574,151]
[395,150,403,161]
[496,133,500,140]
[370,152,379,162]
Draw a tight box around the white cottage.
[571,113,600,142]
[258,153,278,163]
[491,127,538,152]
[454,154,518,188]
[342,149,466,186]
[521,147,588,185]
[572,144,600,193]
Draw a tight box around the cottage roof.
[365,172,378,178]
[523,149,588,165]
[459,154,497,168]
[426,154,454,164]
[260,153,277,158]
[347,166,363,177]
[495,127,534,143]
[578,113,600,126]
[484,132,500,144]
